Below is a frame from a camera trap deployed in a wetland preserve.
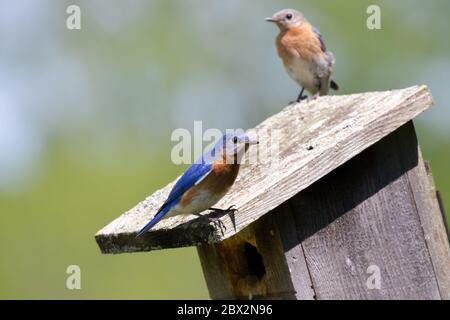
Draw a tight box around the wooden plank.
[272,202,316,300]
[197,244,235,299]
[252,214,299,299]
[96,86,434,253]
[405,151,450,299]
[289,123,441,299]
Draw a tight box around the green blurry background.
[0,0,449,299]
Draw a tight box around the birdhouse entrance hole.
[243,242,266,279]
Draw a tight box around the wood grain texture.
[290,123,441,299]
[406,154,450,299]
[271,202,316,300]
[95,86,434,253]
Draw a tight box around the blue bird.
[266,9,339,102]
[136,133,258,237]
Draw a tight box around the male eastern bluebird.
[266,9,339,102]
[136,133,258,236]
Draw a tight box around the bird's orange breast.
[179,161,240,207]
[276,23,323,66]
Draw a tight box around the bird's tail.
[330,79,339,91]
[136,204,172,237]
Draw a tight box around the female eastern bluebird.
[266,9,339,102]
[136,133,258,236]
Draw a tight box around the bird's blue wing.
[136,161,212,236]
[312,26,327,52]
[165,162,213,205]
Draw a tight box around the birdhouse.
[95,86,450,300]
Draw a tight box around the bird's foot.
[209,205,237,215]
[292,88,308,104]
[210,218,226,236]
[297,94,308,102]
[289,95,308,105]
[207,206,238,235]
[195,212,225,233]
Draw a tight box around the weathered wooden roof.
[95,85,433,254]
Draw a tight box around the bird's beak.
[265,17,276,23]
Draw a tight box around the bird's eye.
[286,13,293,20]
[232,136,238,143]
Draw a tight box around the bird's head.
[265,9,304,30]
[209,133,258,164]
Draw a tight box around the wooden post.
[197,122,450,299]
[95,86,450,300]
